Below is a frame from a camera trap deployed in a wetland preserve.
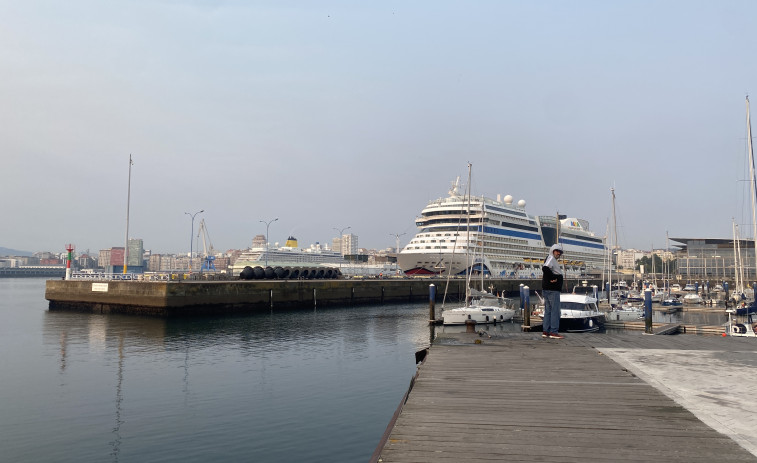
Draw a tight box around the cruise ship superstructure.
[231,236,345,273]
[397,177,606,278]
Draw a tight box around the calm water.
[1,280,733,462]
[0,278,437,463]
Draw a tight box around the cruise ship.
[397,177,606,278]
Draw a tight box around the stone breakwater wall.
[45,278,601,316]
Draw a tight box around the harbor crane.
[197,219,216,271]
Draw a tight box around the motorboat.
[558,293,605,332]
[725,309,757,337]
[625,291,643,303]
[682,293,703,305]
[604,303,644,321]
[734,300,757,316]
[661,296,682,307]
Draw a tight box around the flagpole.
[123,154,133,274]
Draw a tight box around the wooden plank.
[652,323,681,335]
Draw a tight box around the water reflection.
[650,308,730,325]
[110,334,124,463]
[59,332,67,373]
[38,302,433,462]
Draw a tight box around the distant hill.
[0,247,32,257]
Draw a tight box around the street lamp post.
[389,232,406,275]
[185,209,204,274]
[333,226,351,269]
[260,218,278,267]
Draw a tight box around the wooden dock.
[373,332,757,462]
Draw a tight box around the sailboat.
[737,96,757,316]
[602,188,642,321]
[442,164,516,325]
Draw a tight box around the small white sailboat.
[442,291,516,325]
[442,164,515,325]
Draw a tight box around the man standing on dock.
[542,244,564,339]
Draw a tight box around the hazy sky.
[4,0,757,255]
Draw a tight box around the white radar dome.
[503,195,513,205]
[517,199,526,208]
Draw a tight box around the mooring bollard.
[523,285,530,327]
[724,281,729,308]
[519,284,525,318]
[644,288,652,334]
[429,284,436,322]
[465,319,476,333]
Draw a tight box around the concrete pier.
[46,277,600,316]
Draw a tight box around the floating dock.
[372,331,757,462]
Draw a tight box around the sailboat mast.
[666,231,670,294]
[651,244,656,288]
[480,194,485,291]
[747,96,757,283]
[465,163,472,304]
[734,220,743,292]
[610,187,617,302]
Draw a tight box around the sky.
[4,0,757,255]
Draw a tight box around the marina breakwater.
[44,277,602,316]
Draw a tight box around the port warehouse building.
[668,237,757,281]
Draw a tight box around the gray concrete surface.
[599,346,757,457]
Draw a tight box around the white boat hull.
[442,306,515,325]
[557,293,605,332]
[604,308,644,321]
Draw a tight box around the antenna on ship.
[449,176,461,197]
